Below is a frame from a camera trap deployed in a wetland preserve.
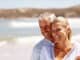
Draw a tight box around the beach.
[0,18,79,60]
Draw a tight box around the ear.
[66,26,72,40]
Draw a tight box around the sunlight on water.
[10,21,39,28]
[0,18,79,37]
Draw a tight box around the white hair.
[39,13,56,22]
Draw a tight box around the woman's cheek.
[58,31,67,39]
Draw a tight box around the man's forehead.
[42,23,50,26]
[39,19,50,23]
[39,20,51,25]
[39,13,56,22]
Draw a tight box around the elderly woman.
[51,17,80,60]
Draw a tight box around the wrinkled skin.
[39,20,52,40]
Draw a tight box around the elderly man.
[39,13,56,40]
[31,13,56,60]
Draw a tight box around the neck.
[64,40,72,52]
[54,40,73,58]
[54,40,72,53]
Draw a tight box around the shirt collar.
[44,38,54,46]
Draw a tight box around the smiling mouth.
[52,35,61,43]
[54,35,60,40]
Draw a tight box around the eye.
[56,28,61,32]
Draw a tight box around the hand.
[76,56,80,60]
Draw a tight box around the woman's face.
[51,22,68,44]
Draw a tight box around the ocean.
[0,18,79,37]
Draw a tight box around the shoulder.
[75,42,80,59]
[31,39,46,60]
[73,42,80,56]
[32,38,53,54]
[33,38,51,53]
[33,39,46,51]
[74,42,80,49]
[72,41,80,52]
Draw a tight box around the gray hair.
[39,12,56,22]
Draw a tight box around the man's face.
[39,20,51,39]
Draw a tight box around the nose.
[52,30,59,35]
[52,32,57,37]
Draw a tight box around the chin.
[55,44,62,49]
[55,42,64,47]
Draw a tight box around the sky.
[0,0,80,8]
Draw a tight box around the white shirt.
[31,39,80,60]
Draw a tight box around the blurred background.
[0,0,80,60]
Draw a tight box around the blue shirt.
[31,38,80,60]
